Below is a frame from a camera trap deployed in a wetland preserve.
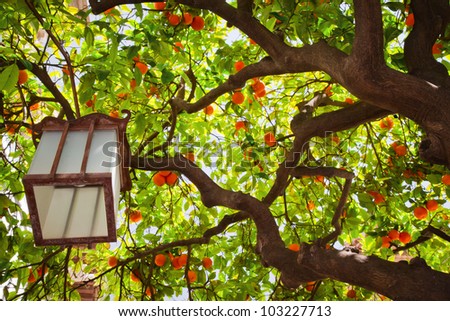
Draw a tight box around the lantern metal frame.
[23,111,132,246]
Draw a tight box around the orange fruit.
[185,152,195,162]
[305,281,315,292]
[394,145,407,156]
[154,2,166,10]
[306,200,315,210]
[37,265,48,277]
[381,236,391,248]
[235,121,247,131]
[152,173,166,186]
[187,270,197,283]
[18,69,28,85]
[191,16,205,31]
[108,256,118,267]
[251,80,265,94]
[231,91,245,105]
[324,85,332,97]
[379,117,394,130]
[168,14,181,26]
[399,231,411,244]
[117,93,128,100]
[204,105,214,115]
[130,78,137,91]
[432,43,443,55]
[288,243,300,252]
[104,8,115,15]
[86,95,96,108]
[314,176,325,183]
[345,97,354,104]
[264,132,276,147]
[234,60,245,72]
[6,124,18,135]
[388,230,399,241]
[28,269,36,283]
[154,254,167,267]
[130,210,143,223]
[172,256,182,270]
[426,200,439,212]
[182,12,193,25]
[405,13,414,27]
[202,257,213,269]
[368,191,385,204]
[135,61,148,75]
[331,135,340,144]
[62,65,70,76]
[159,171,171,177]
[254,88,266,98]
[413,206,428,220]
[130,269,140,282]
[178,254,188,266]
[165,172,178,186]
[145,286,156,297]
[249,38,256,45]
[346,289,356,299]
[173,41,184,52]
[109,110,119,118]
[442,174,450,185]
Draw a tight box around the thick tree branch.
[298,244,450,300]
[404,0,450,88]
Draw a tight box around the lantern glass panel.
[34,185,107,239]
[57,131,88,173]
[28,131,62,175]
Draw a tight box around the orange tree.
[0,0,450,300]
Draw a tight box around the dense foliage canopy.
[1,0,450,301]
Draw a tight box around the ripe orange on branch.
[413,206,428,220]
[405,13,415,27]
[235,121,247,131]
[394,144,407,157]
[288,243,300,252]
[202,257,213,269]
[264,132,277,147]
[399,231,411,244]
[388,230,399,241]
[191,16,205,31]
[153,171,178,186]
[182,12,193,25]
[135,61,148,75]
[129,210,143,223]
[18,69,29,85]
[234,60,245,72]
[379,117,394,130]
[108,256,118,267]
[168,14,181,26]
[204,105,214,115]
[442,174,450,185]
[154,254,167,267]
[154,2,166,10]
[187,270,197,283]
[426,200,439,212]
[232,91,245,105]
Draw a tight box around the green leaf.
[134,112,146,138]
[0,64,19,92]
[161,69,175,84]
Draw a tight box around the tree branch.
[298,244,450,300]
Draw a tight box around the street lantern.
[23,112,132,246]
